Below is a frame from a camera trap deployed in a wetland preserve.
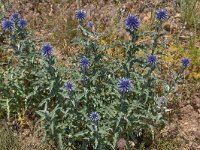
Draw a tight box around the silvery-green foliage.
[1,26,41,119]
[0,0,11,19]
[0,17,65,121]
[0,9,188,150]
[36,19,187,149]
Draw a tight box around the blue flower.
[41,43,53,56]
[87,21,93,28]
[118,78,132,93]
[18,19,28,29]
[10,12,21,22]
[89,112,100,123]
[75,10,86,22]
[1,19,14,31]
[147,54,158,65]
[80,57,90,68]
[156,9,169,21]
[125,15,140,32]
[181,58,190,67]
[64,81,75,92]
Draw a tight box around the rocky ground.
[160,83,200,150]
[176,96,200,149]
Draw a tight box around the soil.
[161,85,200,150]
[177,96,200,150]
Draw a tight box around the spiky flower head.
[18,19,28,29]
[1,19,14,31]
[64,81,75,92]
[147,54,158,65]
[125,15,140,32]
[75,10,86,22]
[181,58,190,67]
[118,78,132,93]
[80,57,90,68]
[89,112,100,123]
[10,12,21,22]
[41,43,53,56]
[87,21,93,28]
[156,9,169,22]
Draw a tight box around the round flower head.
[156,9,169,22]
[125,15,140,32]
[118,78,132,93]
[41,43,53,56]
[181,58,190,67]
[89,112,100,123]
[80,57,90,68]
[64,81,75,92]
[10,12,21,22]
[1,19,14,31]
[75,10,86,22]
[87,21,93,28]
[147,54,158,65]
[18,19,28,29]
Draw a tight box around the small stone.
[128,140,135,148]
[117,138,126,150]
[174,13,181,18]
[194,131,200,140]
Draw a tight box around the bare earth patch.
[177,96,200,150]
[162,89,200,150]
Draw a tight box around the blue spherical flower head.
[125,15,140,32]
[80,57,90,69]
[64,81,75,92]
[1,19,14,31]
[181,58,190,67]
[87,21,93,28]
[41,43,53,56]
[147,54,158,65]
[156,9,169,22]
[18,19,28,29]
[118,78,132,93]
[75,10,86,22]
[89,112,100,123]
[10,12,21,22]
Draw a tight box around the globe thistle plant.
[89,112,100,123]
[87,21,93,28]
[10,12,21,22]
[147,54,158,65]
[181,58,190,67]
[64,81,75,92]
[1,19,14,31]
[125,15,140,32]
[41,43,53,56]
[75,10,86,22]
[18,19,28,29]
[156,9,169,22]
[118,78,132,93]
[80,57,90,69]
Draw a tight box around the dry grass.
[0,120,21,150]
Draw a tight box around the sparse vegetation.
[178,0,200,30]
